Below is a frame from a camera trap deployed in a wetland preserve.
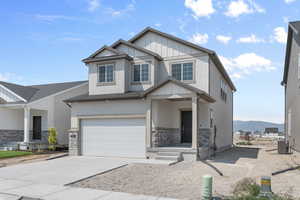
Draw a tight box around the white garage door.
[81,118,146,158]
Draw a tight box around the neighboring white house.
[282,21,300,152]
[65,27,236,161]
[0,81,88,149]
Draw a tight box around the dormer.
[83,46,133,95]
[83,40,163,96]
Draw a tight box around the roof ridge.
[110,39,163,60]
[128,26,215,54]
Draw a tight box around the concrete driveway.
[0,156,129,185]
[0,156,176,200]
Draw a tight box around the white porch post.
[192,96,198,149]
[24,106,30,143]
[146,99,152,148]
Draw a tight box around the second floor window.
[220,79,227,103]
[133,64,149,82]
[98,64,114,83]
[171,62,193,81]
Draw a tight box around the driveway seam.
[64,164,128,186]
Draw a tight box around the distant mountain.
[233,120,284,132]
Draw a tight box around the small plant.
[230,178,297,200]
[48,128,57,151]
[233,178,260,198]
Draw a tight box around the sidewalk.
[0,180,177,200]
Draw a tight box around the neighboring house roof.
[110,39,163,61]
[65,78,215,103]
[282,21,300,85]
[128,27,236,92]
[82,54,133,64]
[0,81,38,101]
[0,80,87,103]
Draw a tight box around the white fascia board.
[0,84,27,103]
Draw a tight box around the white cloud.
[154,23,162,27]
[220,53,275,79]
[216,35,232,44]
[272,27,288,44]
[284,0,297,3]
[189,33,209,44]
[0,73,23,83]
[184,0,215,18]
[106,2,135,17]
[237,34,265,43]
[225,0,265,18]
[87,0,100,12]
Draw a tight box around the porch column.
[192,96,198,149]
[24,106,30,143]
[146,99,152,148]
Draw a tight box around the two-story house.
[282,21,300,152]
[66,27,236,161]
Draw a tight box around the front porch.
[144,79,216,161]
[0,104,49,150]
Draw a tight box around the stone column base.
[69,128,80,156]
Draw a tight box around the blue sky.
[0,0,299,123]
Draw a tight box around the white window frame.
[132,63,150,83]
[170,61,195,82]
[97,63,115,84]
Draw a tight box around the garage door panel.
[81,118,145,158]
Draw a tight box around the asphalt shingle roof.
[0,81,87,103]
[65,78,215,103]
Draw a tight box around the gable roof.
[0,81,38,102]
[111,39,163,60]
[0,80,87,103]
[282,21,300,85]
[82,54,133,64]
[143,78,215,103]
[128,27,236,92]
[86,45,124,59]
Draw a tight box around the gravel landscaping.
[72,145,300,200]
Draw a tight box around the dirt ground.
[72,139,300,200]
[0,152,67,167]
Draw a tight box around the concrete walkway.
[0,156,177,200]
[0,180,176,200]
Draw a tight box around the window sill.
[97,82,116,86]
[131,81,152,85]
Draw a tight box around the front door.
[181,111,192,143]
[33,116,42,140]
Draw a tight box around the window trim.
[131,61,152,85]
[96,63,116,86]
[169,60,196,83]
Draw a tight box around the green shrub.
[48,128,57,151]
[233,178,260,198]
[230,178,297,200]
